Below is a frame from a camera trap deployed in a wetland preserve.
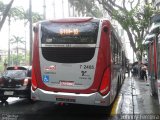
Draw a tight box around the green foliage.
[10,35,25,65]
[5,52,29,66]
[25,10,43,23]
[114,3,155,60]
[0,0,14,31]
[10,35,24,44]
[0,61,4,73]
[0,1,5,12]
[10,53,24,65]
[0,0,43,24]
[69,0,157,61]
[68,0,103,18]
[8,7,25,20]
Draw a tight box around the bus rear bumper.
[31,88,111,106]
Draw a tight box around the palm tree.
[6,6,42,66]
[7,7,24,66]
[10,35,25,65]
[0,0,14,31]
[68,0,103,17]
[0,1,43,66]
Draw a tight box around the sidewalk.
[119,76,160,114]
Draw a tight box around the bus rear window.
[41,20,99,44]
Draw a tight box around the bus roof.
[49,17,93,23]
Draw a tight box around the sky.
[0,0,69,51]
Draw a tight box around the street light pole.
[53,0,55,18]
[62,0,64,18]
[29,0,32,65]
[8,16,11,66]
[43,0,46,19]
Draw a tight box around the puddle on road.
[0,97,24,106]
[7,97,19,102]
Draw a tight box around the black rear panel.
[2,77,23,88]
[42,47,95,63]
[40,19,99,63]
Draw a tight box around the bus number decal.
[80,65,94,69]
[44,65,56,71]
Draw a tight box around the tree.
[10,53,24,65]
[68,0,103,18]
[7,6,25,66]
[24,10,43,23]
[10,35,25,65]
[98,0,155,59]
[69,0,156,60]
[0,0,14,31]
[7,6,43,24]
[4,3,42,65]
[0,0,42,31]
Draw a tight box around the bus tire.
[0,96,8,103]
[117,78,120,93]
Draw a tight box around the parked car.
[0,66,32,102]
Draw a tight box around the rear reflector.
[23,78,29,86]
[14,66,18,70]
[99,67,111,96]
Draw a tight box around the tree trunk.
[0,0,14,31]
[125,28,137,54]
[17,42,18,65]
[8,16,11,66]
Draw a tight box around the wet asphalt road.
[0,76,160,120]
[0,98,112,120]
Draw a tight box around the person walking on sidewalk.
[141,64,148,85]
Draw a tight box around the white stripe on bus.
[41,44,97,48]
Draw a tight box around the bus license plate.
[56,98,76,102]
[4,91,14,95]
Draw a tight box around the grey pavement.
[119,76,160,115]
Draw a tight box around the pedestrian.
[132,64,138,77]
[141,64,148,85]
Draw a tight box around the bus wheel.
[28,94,36,103]
[0,96,8,103]
[117,78,120,93]
[96,105,112,115]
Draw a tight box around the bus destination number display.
[60,28,79,36]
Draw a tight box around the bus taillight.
[32,67,37,91]
[99,67,111,96]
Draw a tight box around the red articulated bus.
[31,17,127,106]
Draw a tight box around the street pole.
[68,0,70,17]
[62,0,64,18]
[53,0,55,18]
[133,49,134,63]
[43,0,46,19]
[8,17,11,66]
[29,0,32,65]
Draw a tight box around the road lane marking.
[110,95,122,116]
